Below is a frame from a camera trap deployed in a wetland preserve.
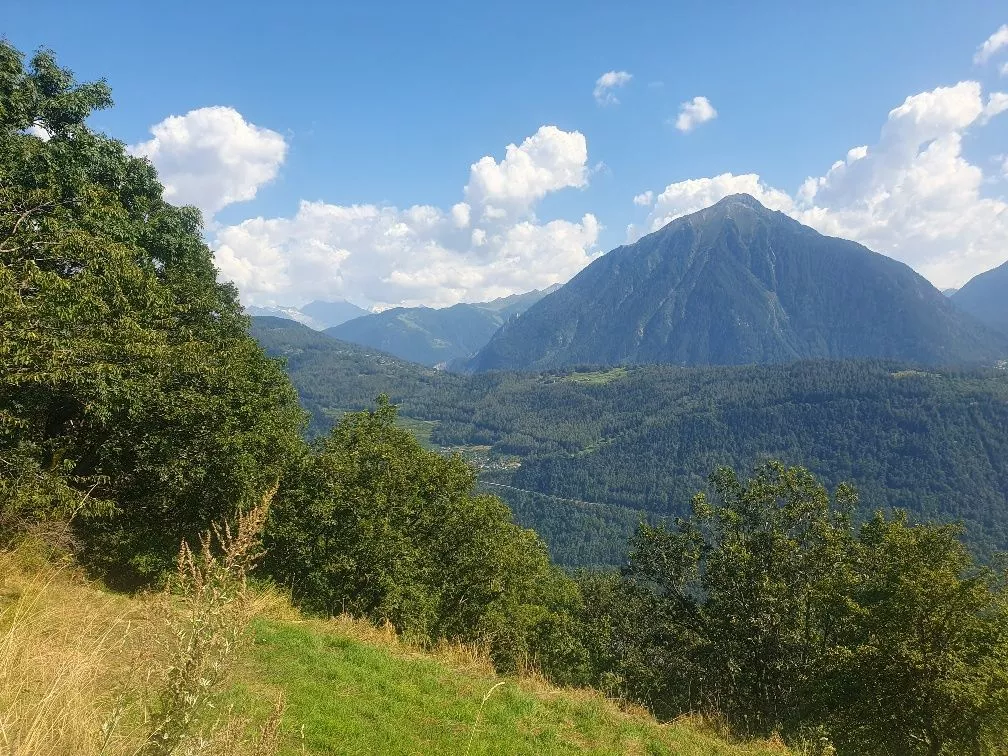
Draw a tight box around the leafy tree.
[820,513,1008,755]
[264,397,585,677]
[624,462,858,734]
[0,42,306,584]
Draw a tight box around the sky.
[5,1,1008,309]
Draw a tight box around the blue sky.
[5,1,1008,308]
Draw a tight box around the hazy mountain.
[326,286,559,367]
[470,195,1007,371]
[952,260,1008,335]
[246,299,367,330]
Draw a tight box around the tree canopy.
[0,42,306,584]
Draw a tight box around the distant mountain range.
[952,260,1008,335]
[326,286,559,367]
[471,194,1008,371]
[246,299,367,330]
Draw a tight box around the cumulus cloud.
[593,71,633,106]
[130,106,286,219]
[214,126,599,308]
[450,202,471,228]
[982,91,1008,122]
[674,96,718,132]
[632,191,654,207]
[463,125,588,217]
[633,81,1008,288]
[975,24,1008,64]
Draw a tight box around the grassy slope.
[230,615,788,756]
[0,551,788,755]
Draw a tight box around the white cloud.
[450,202,471,228]
[593,71,633,106]
[130,106,286,219]
[982,91,1008,122]
[633,191,654,207]
[674,96,718,133]
[464,125,588,216]
[1002,62,1008,77]
[975,24,1008,64]
[214,126,599,308]
[634,81,1008,288]
[25,124,50,141]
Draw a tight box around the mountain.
[471,195,1008,372]
[246,299,367,330]
[300,299,369,328]
[326,286,558,367]
[952,260,1008,335]
[250,316,459,435]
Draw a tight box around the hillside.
[254,319,1008,565]
[0,552,787,756]
[327,286,558,367]
[250,316,463,434]
[471,195,1007,371]
[952,259,1008,335]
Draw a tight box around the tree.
[820,513,1008,755]
[0,42,306,584]
[624,462,858,734]
[263,397,586,677]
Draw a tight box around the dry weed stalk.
[144,486,282,756]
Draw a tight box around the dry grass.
[0,547,148,755]
[0,550,794,756]
[0,490,285,756]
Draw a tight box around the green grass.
[229,617,789,756]
[560,368,629,385]
[396,415,438,448]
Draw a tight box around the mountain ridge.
[952,260,1008,335]
[470,195,1008,371]
[246,298,367,330]
[327,285,560,367]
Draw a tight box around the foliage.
[0,42,306,584]
[622,462,857,733]
[594,463,1008,754]
[818,513,1008,755]
[263,396,585,679]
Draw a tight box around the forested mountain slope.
[471,195,1008,371]
[253,316,1008,565]
[327,286,558,367]
[250,316,463,434]
[953,259,1008,335]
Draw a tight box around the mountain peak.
[711,193,768,210]
[470,197,1008,371]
